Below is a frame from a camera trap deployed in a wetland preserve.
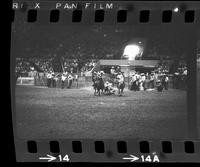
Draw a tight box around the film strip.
[11,2,199,24]
[11,1,200,163]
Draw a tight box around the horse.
[92,74,104,96]
[116,74,125,96]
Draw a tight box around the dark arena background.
[12,24,194,139]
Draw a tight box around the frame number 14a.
[123,154,160,162]
[141,155,159,162]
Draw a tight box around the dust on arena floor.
[14,85,190,139]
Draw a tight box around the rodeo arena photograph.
[12,24,193,139]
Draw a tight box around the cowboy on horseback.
[92,70,105,96]
[92,71,97,85]
[116,71,125,96]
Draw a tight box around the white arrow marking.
[39,154,57,162]
[122,155,139,162]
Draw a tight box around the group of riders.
[45,64,186,94]
[91,65,176,96]
[92,66,125,96]
[45,66,126,96]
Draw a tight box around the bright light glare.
[173,7,179,12]
[123,45,141,60]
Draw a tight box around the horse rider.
[116,71,125,96]
[97,71,104,79]
[110,66,115,75]
[116,71,125,85]
[116,66,121,74]
[92,71,97,86]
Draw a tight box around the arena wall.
[16,77,35,85]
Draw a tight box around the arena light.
[123,44,141,60]
[173,7,179,12]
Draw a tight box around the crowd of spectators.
[33,58,54,72]
[15,58,53,76]
[15,58,97,80]
[80,60,97,75]
[15,59,32,77]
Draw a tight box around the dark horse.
[93,75,104,96]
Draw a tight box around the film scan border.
[10,1,200,163]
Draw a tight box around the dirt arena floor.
[14,85,189,139]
